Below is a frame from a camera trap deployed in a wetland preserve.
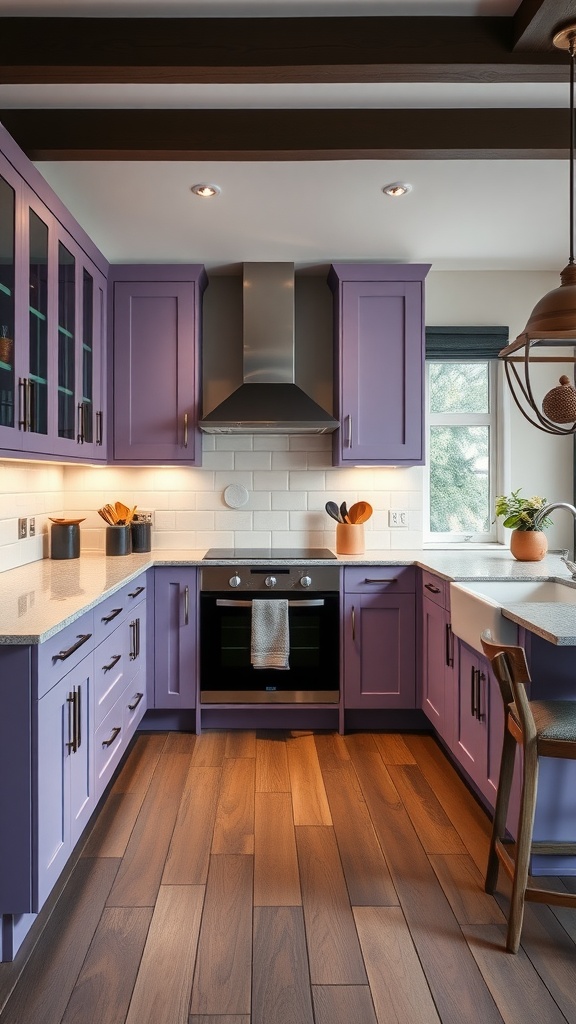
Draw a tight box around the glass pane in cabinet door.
[0,174,15,428]
[29,209,49,435]
[82,268,93,443]
[58,241,75,440]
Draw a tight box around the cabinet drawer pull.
[184,585,190,625]
[102,653,122,673]
[101,607,123,624]
[364,578,398,584]
[352,605,356,642]
[128,585,145,598]
[183,411,189,448]
[471,666,477,718]
[445,623,454,668]
[66,691,75,752]
[102,726,121,748]
[425,582,442,594]
[128,692,144,711]
[77,401,84,444]
[477,671,486,721]
[96,409,103,446]
[52,633,92,663]
[346,414,352,447]
[76,684,82,749]
[18,377,27,430]
[129,618,141,660]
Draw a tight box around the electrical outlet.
[29,517,36,537]
[389,510,408,528]
[18,517,27,539]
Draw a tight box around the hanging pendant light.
[499,22,576,434]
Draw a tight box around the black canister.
[106,524,132,556]
[51,522,80,560]
[130,521,151,553]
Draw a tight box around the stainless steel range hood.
[199,262,339,434]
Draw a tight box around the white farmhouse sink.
[449,579,576,654]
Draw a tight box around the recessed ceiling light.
[382,182,412,198]
[191,183,221,198]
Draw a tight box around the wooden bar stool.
[480,629,576,952]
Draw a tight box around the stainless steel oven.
[200,555,339,704]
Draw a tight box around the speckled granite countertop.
[0,547,574,645]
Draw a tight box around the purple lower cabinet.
[36,652,94,912]
[343,592,416,709]
[328,263,430,467]
[153,567,198,711]
[422,595,453,743]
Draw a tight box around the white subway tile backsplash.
[0,437,425,568]
[272,491,307,511]
[234,451,272,471]
[271,450,308,470]
[254,511,290,532]
[254,471,289,491]
[289,470,326,491]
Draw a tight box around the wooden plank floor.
[2,730,576,1024]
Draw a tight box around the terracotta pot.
[509,529,548,562]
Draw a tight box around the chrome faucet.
[533,502,576,578]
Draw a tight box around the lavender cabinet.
[110,265,207,464]
[421,570,455,744]
[328,263,430,466]
[153,567,197,709]
[37,650,95,911]
[454,639,510,811]
[0,134,107,462]
[343,566,415,708]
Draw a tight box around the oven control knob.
[265,576,277,588]
[229,574,242,588]
[300,575,312,588]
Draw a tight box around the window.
[425,328,507,544]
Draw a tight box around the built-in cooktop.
[202,547,337,560]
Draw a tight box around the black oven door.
[200,592,339,703]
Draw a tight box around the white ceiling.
[1,0,571,274]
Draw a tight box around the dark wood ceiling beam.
[1,108,569,161]
[513,0,576,52]
[0,16,568,85]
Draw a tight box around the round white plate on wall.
[224,483,249,508]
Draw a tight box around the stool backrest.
[480,629,536,745]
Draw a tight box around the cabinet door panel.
[36,677,70,909]
[455,641,488,792]
[344,593,415,709]
[422,597,446,729]
[0,155,22,450]
[112,269,205,464]
[154,567,197,709]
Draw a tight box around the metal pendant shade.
[499,24,576,434]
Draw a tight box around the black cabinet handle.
[471,666,477,718]
[101,608,122,624]
[445,623,454,667]
[425,582,442,594]
[364,578,398,584]
[76,684,82,749]
[477,672,486,721]
[128,585,145,598]
[52,633,92,663]
[102,653,121,673]
[102,726,121,748]
[129,618,140,660]
[96,409,103,445]
[128,692,144,711]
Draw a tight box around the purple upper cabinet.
[328,263,430,466]
[110,265,207,464]
[0,125,109,463]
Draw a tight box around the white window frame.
[424,358,500,544]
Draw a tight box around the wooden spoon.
[348,500,373,524]
[340,501,351,524]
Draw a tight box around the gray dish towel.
[251,599,290,670]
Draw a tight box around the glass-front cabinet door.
[0,155,22,450]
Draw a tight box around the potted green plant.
[494,489,551,561]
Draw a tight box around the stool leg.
[486,722,517,894]
[507,743,539,953]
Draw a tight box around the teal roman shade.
[425,326,509,359]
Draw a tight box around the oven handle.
[215,598,326,608]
